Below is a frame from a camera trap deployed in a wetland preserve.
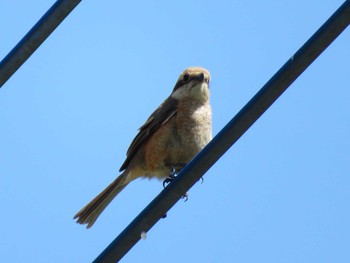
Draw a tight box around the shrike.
[74,67,212,228]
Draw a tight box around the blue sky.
[1,1,349,262]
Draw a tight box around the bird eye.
[183,73,190,82]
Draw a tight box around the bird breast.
[172,101,212,163]
[142,100,212,178]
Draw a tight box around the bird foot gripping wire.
[163,168,189,201]
[162,168,177,187]
[181,192,189,202]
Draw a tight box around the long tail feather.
[74,172,129,228]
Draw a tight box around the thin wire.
[0,0,81,88]
[93,1,350,262]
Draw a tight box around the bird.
[74,67,212,228]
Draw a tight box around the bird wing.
[119,96,178,171]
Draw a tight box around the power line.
[93,1,350,262]
[0,0,81,88]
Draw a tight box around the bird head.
[171,67,210,102]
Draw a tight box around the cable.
[0,0,81,88]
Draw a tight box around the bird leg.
[162,162,186,187]
[162,164,189,201]
[162,168,177,187]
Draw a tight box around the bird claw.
[181,192,189,202]
[163,169,176,188]
[162,168,189,201]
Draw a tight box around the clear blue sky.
[1,1,349,262]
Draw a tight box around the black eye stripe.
[173,79,186,91]
[172,72,206,92]
[183,73,190,82]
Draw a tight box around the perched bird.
[74,67,212,228]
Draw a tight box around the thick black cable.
[93,1,350,262]
[0,0,81,88]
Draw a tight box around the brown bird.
[74,67,212,228]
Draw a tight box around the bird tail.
[74,171,129,228]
